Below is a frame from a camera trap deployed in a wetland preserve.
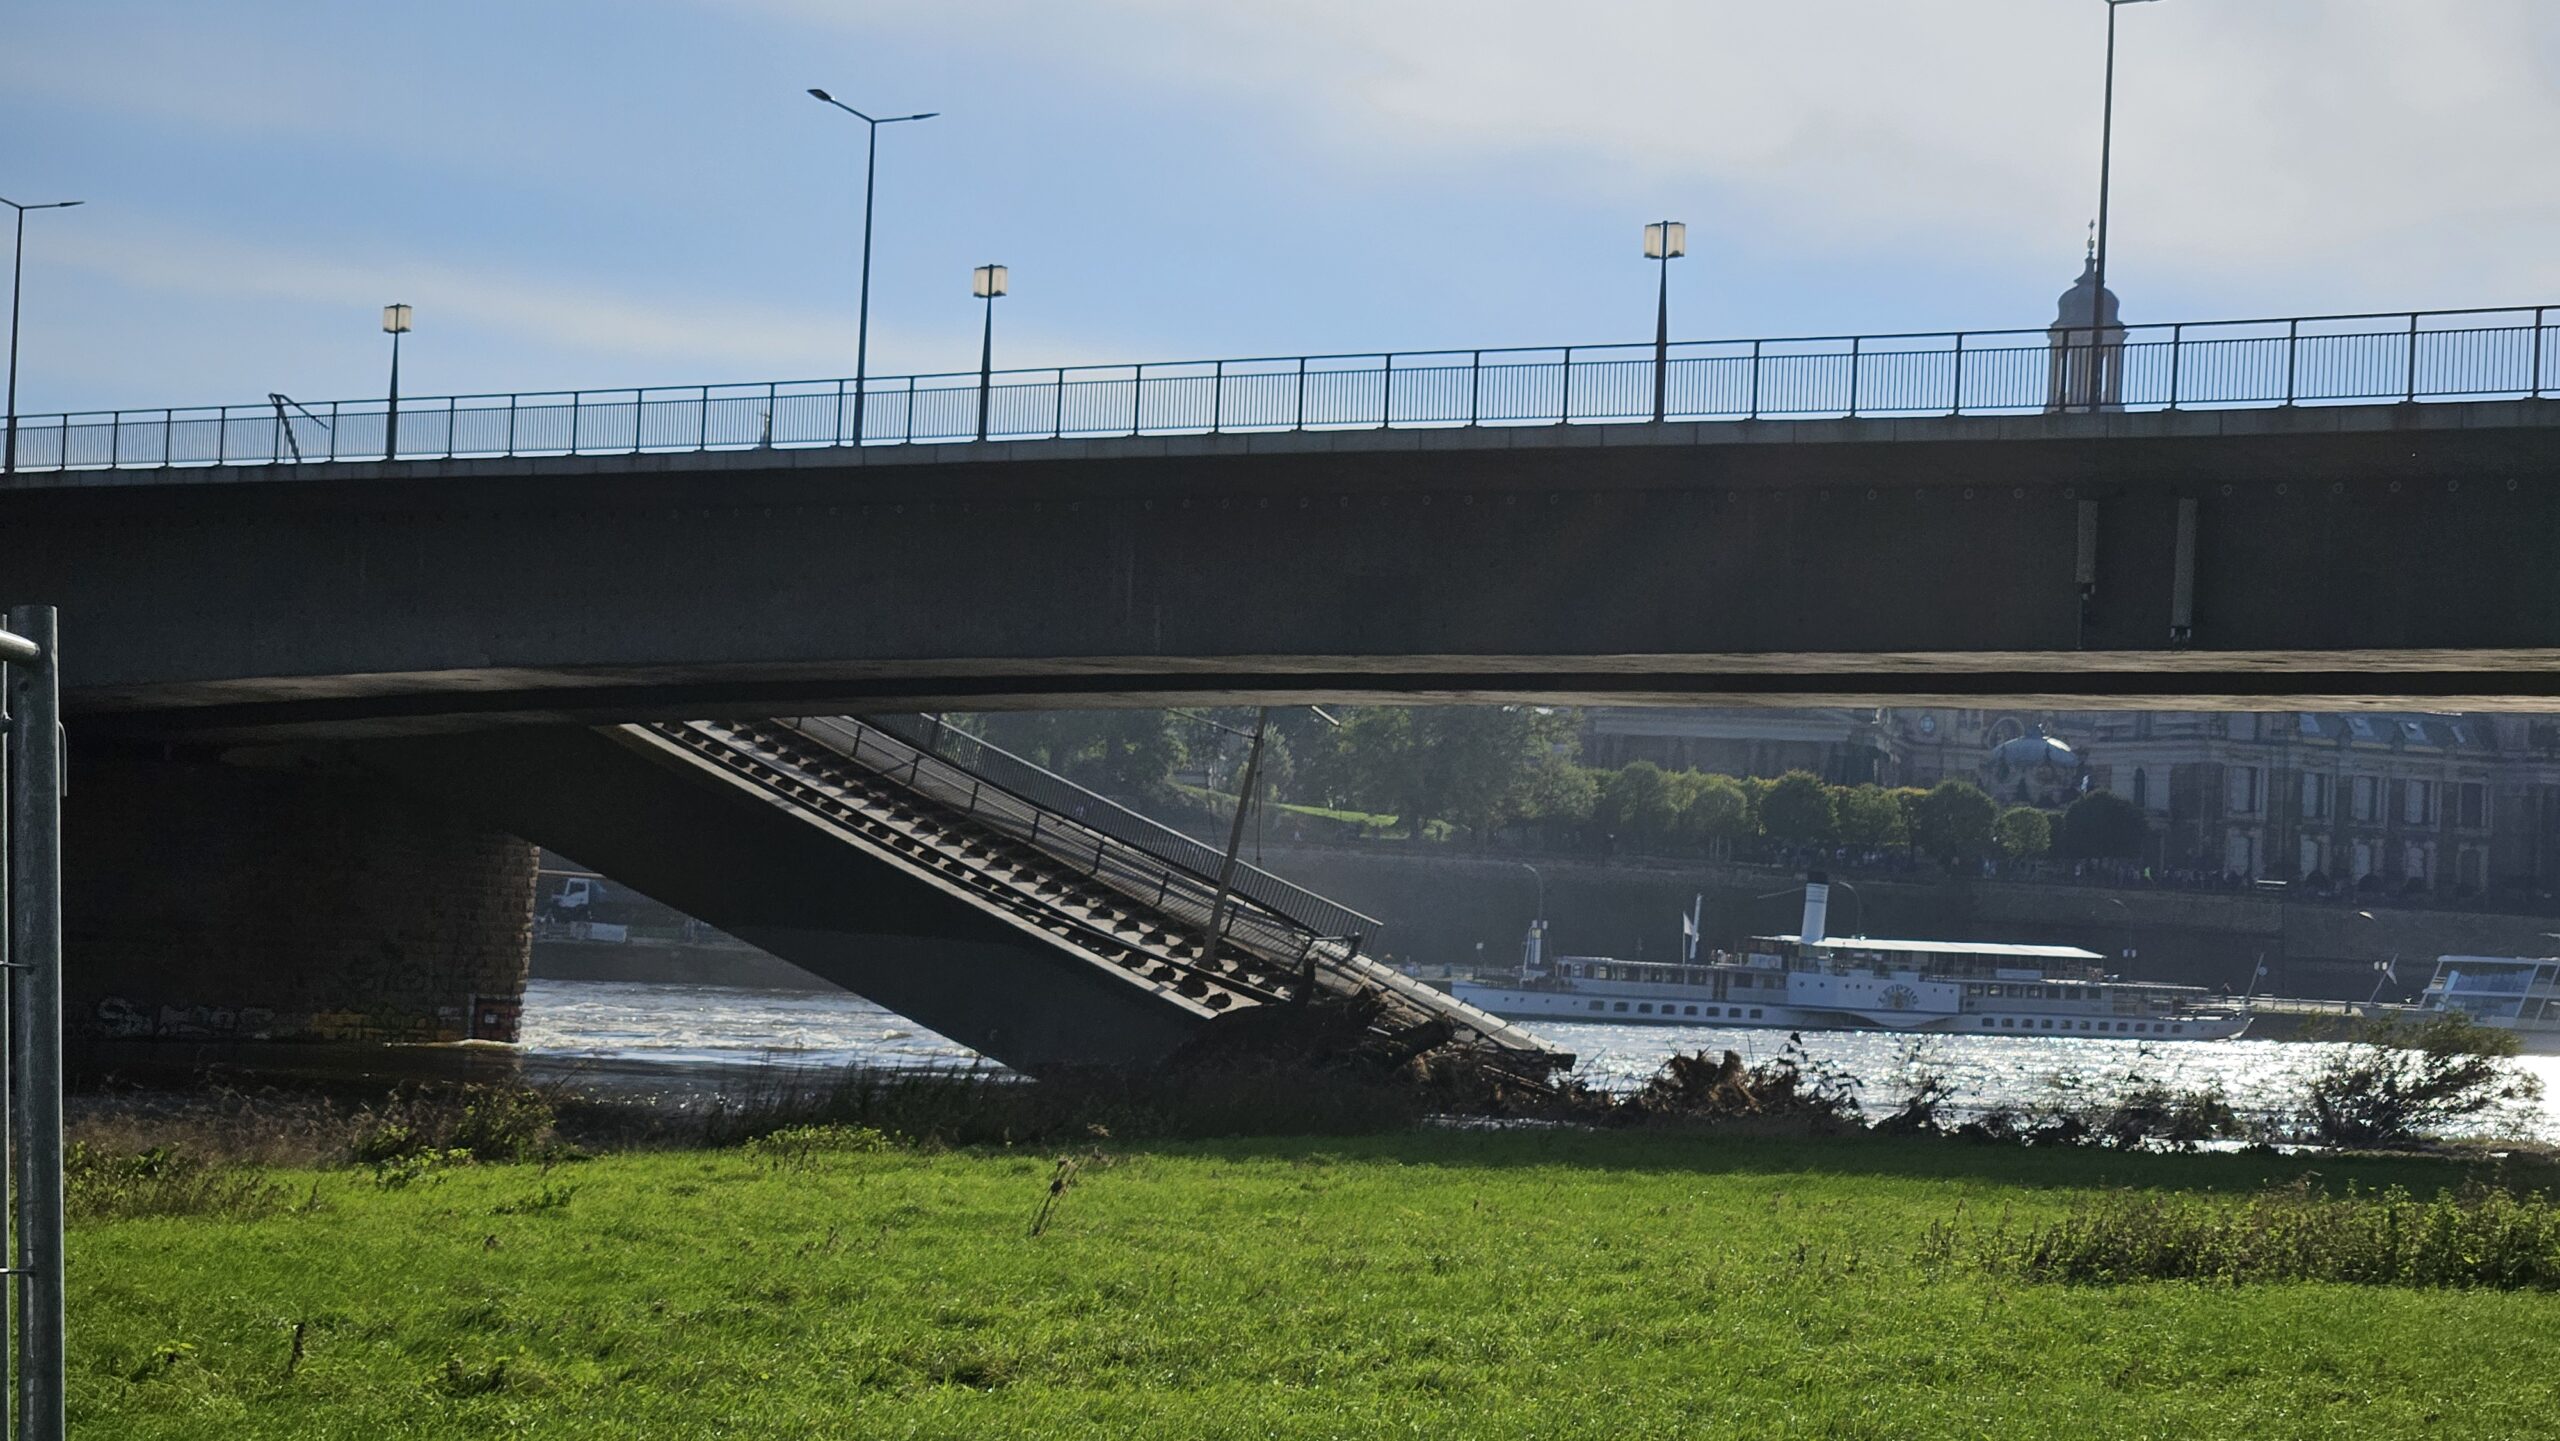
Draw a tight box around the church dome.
[2052,255,2120,332]
[1989,728,2080,777]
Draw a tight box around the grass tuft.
[66,1142,297,1222]
[1940,1178,2560,1289]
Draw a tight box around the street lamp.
[381,303,412,461]
[2353,909,2400,1008]
[2,196,83,476]
[972,263,1008,442]
[808,89,938,447]
[1642,220,1687,424]
[1516,862,1546,980]
[2084,0,2160,411]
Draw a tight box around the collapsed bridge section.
[358,714,1565,1078]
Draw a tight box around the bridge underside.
[72,649,2560,741]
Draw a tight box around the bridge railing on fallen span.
[7,303,2552,473]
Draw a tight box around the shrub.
[2296,1012,2544,1146]
[371,1148,472,1190]
[349,1120,424,1167]
[447,1085,557,1163]
[1873,1037,1958,1135]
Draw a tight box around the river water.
[520,977,2560,1140]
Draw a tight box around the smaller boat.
[2417,955,2560,1054]
[1452,875,2250,1041]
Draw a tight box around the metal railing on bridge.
[844,713,1380,954]
[9,303,2552,473]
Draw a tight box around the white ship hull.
[1450,981,2251,1042]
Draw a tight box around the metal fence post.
[570,391,583,453]
[1749,340,1762,419]
[633,388,645,453]
[1211,360,1225,433]
[110,410,122,468]
[905,376,918,443]
[2536,308,2549,399]
[507,395,520,457]
[2405,313,2420,403]
[832,379,846,449]
[1378,354,1393,429]
[449,396,460,460]
[2284,319,2298,405]
[1848,337,1862,418]
[2167,324,2183,410]
[217,405,230,465]
[1950,332,1966,415]
[1469,351,1481,426]
[1294,357,1307,430]
[1560,347,1573,424]
[6,604,66,1441]
[1052,368,1066,439]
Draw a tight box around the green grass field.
[78,1131,2560,1439]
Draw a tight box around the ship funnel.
[1800,873,1831,944]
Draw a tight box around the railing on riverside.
[8,304,2552,473]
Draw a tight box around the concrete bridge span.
[6,399,2559,739]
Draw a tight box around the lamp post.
[808,89,937,447]
[1516,862,1546,980]
[381,303,412,461]
[1642,220,1687,423]
[2085,0,2159,411]
[2,196,83,476]
[972,263,1008,442]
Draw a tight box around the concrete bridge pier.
[64,748,535,1050]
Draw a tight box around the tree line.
[950,705,2154,866]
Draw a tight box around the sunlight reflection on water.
[521,978,2560,1139]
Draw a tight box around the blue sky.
[6,0,2555,415]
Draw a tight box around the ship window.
[1749,1009,1763,1019]
[2171,1025,2184,1034]
[2001,1018,2015,1028]
[1684,1006,1699,1016]
[2040,1019,2053,1029]
[1981,1019,1995,1028]
[2135,1023,2149,1032]
[1613,1003,1629,1013]
[1589,1001,1605,1012]
[1637,1004,1652,1014]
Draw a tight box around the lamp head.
[1643,220,1688,260]
[808,87,833,102]
[972,264,1008,299]
[382,303,413,334]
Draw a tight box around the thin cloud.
[757,0,2560,308]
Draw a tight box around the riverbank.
[73,1130,2560,1438]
